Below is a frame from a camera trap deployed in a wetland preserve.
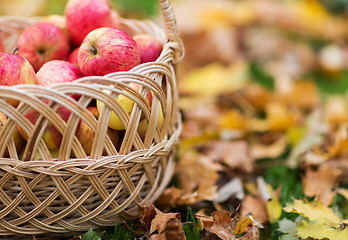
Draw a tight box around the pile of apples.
[0,0,164,157]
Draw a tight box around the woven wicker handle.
[159,0,184,62]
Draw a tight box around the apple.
[78,27,141,76]
[67,47,79,68]
[36,60,82,86]
[40,14,70,42]
[0,53,37,107]
[96,83,152,130]
[0,53,37,86]
[65,0,120,46]
[16,22,70,71]
[0,111,25,158]
[17,101,71,150]
[75,106,119,155]
[137,102,164,136]
[133,34,163,63]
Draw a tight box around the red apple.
[40,14,70,42]
[65,0,120,46]
[133,34,163,63]
[0,53,37,86]
[78,27,141,76]
[36,60,82,86]
[16,22,70,71]
[17,101,71,150]
[67,47,79,68]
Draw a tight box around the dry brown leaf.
[148,207,186,240]
[302,166,342,206]
[204,140,253,172]
[140,205,157,231]
[200,211,236,240]
[157,185,218,208]
[240,195,268,224]
[239,226,260,240]
[176,151,221,192]
[276,81,320,109]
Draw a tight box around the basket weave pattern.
[0,0,183,235]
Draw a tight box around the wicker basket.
[0,0,183,236]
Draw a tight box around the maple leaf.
[302,165,342,205]
[199,211,236,240]
[284,198,348,240]
[141,205,186,240]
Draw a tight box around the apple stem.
[90,46,98,55]
[13,47,19,55]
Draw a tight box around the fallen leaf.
[150,209,186,240]
[176,150,221,192]
[287,108,328,168]
[240,195,268,224]
[158,185,218,208]
[216,177,244,203]
[278,217,301,240]
[265,191,282,224]
[324,95,348,124]
[219,109,247,132]
[234,215,255,235]
[276,80,320,109]
[283,199,348,239]
[179,62,248,97]
[250,135,288,159]
[297,218,348,240]
[284,198,342,222]
[204,140,253,172]
[200,211,236,240]
[302,166,342,205]
[239,226,260,240]
[266,101,296,131]
[140,205,157,230]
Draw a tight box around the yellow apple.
[97,83,152,130]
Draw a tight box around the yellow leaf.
[266,184,282,224]
[297,218,348,240]
[284,199,340,222]
[220,109,246,131]
[180,62,248,97]
[286,126,306,146]
[266,101,295,131]
[198,1,256,30]
[234,215,255,235]
[284,199,348,240]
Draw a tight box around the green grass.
[183,206,201,240]
[80,222,136,240]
